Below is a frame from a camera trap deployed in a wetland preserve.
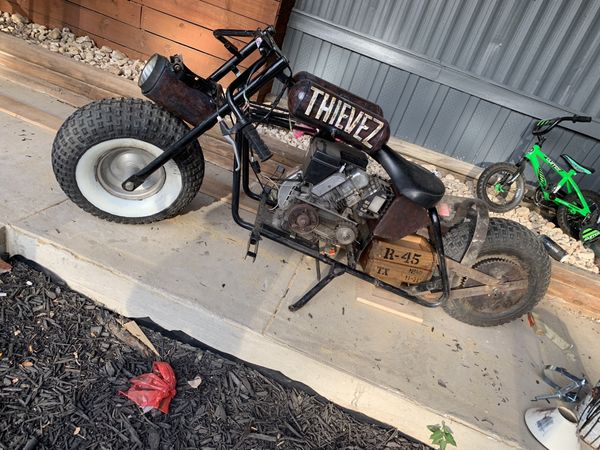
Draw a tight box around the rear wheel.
[443,218,550,327]
[476,163,525,213]
[556,190,600,239]
[52,98,204,224]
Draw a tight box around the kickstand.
[289,263,345,312]
[245,189,269,261]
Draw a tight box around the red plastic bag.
[119,362,176,413]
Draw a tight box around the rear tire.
[556,190,600,239]
[443,218,550,327]
[52,98,204,224]
[476,163,525,213]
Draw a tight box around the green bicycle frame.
[523,144,591,216]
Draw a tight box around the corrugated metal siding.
[294,0,600,118]
[280,0,600,191]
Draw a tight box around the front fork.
[505,159,526,184]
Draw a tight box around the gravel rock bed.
[0,260,427,450]
[0,12,144,81]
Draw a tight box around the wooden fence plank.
[66,0,141,26]
[138,31,235,83]
[0,1,146,59]
[0,0,237,77]
[141,0,266,31]
[141,7,256,63]
[0,0,282,76]
[1,0,145,53]
[200,0,280,24]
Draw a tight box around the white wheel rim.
[76,138,182,218]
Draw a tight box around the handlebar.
[242,124,273,161]
[532,115,593,135]
[572,115,592,123]
[213,27,277,56]
[213,26,285,163]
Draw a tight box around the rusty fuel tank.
[287,71,390,153]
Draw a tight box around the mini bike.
[476,116,600,243]
[52,27,551,326]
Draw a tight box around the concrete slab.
[265,257,597,449]
[3,75,600,450]
[0,112,65,227]
[9,194,304,331]
[0,76,73,230]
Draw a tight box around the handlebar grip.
[572,115,592,122]
[242,125,272,162]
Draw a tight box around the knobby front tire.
[52,98,205,224]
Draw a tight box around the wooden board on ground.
[547,260,600,317]
[0,33,140,100]
[356,282,427,325]
[0,93,63,132]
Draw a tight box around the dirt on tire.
[442,218,550,327]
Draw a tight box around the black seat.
[561,154,595,175]
[373,146,445,209]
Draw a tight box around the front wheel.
[556,190,600,239]
[52,98,205,224]
[476,162,525,213]
[443,218,550,327]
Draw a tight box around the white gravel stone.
[10,13,27,25]
[0,9,144,81]
[111,49,127,60]
[48,28,61,40]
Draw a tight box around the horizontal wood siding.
[0,0,285,77]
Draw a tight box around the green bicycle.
[476,115,600,243]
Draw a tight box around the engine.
[274,138,392,247]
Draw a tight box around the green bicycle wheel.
[476,163,526,213]
[556,190,600,239]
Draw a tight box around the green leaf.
[439,441,447,450]
[427,424,440,432]
[445,432,457,446]
[431,430,444,441]
[431,436,443,445]
[442,424,453,434]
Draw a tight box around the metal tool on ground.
[533,365,587,403]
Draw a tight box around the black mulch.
[0,261,429,450]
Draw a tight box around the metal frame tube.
[231,133,451,310]
[123,57,289,190]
